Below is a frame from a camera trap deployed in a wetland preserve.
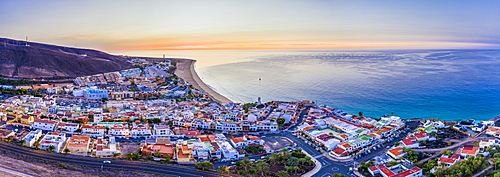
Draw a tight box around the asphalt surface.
[0,142,219,177]
[265,107,353,177]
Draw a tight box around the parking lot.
[262,136,294,150]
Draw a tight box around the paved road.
[0,142,219,177]
[413,137,477,152]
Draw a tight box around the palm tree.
[47,145,56,152]
[241,158,251,171]
[299,158,306,164]
[64,148,70,154]
[146,155,154,160]
[288,157,299,166]
[277,170,289,177]
[255,161,269,176]
[33,142,40,149]
[269,153,280,165]
[113,153,120,157]
[217,166,229,174]
[154,151,162,157]
[164,154,172,163]
[18,140,26,146]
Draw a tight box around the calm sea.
[109,49,500,121]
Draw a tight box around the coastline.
[174,59,233,105]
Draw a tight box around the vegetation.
[245,145,264,155]
[195,161,214,171]
[125,153,140,161]
[243,102,258,113]
[0,87,43,97]
[232,149,314,176]
[402,148,419,162]
[333,174,347,177]
[358,161,376,173]
[277,118,285,127]
[433,156,489,177]
[0,78,48,85]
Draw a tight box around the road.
[413,137,477,152]
[0,142,219,177]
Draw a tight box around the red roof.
[438,157,457,164]
[391,167,421,177]
[331,147,345,155]
[401,139,415,146]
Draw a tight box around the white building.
[82,125,106,136]
[131,123,152,137]
[39,132,67,152]
[108,123,130,136]
[22,129,43,147]
[95,137,119,157]
[32,119,58,131]
[154,125,174,137]
[56,122,80,133]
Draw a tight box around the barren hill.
[0,38,133,79]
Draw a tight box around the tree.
[288,157,299,166]
[442,150,453,156]
[18,140,26,145]
[269,153,280,165]
[277,118,285,126]
[47,145,56,152]
[146,155,154,160]
[195,161,214,171]
[358,111,363,117]
[394,142,401,146]
[333,174,347,177]
[154,152,162,157]
[255,161,269,176]
[125,153,139,161]
[152,118,161,124]
[113,153,120,157]
[64,148,70,154]
[217,166,229,174]
[33,142,40,149]
[299,158,307,164]
[277,170,289,177]
[166,120,173,127]
[241,158,252,171]
[5,136,14,142]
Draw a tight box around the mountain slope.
[0,38,133,79]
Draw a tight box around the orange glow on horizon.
[107,41,499,51]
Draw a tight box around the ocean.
[109,49,500,121]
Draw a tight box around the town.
[1,58,500,177]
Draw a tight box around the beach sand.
[174,59,233,105]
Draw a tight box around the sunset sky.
[1,0,500,50]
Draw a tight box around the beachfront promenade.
[174,59,233,105]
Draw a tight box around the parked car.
[103,161,111,164]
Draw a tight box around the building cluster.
[140,133,268,164]
[295,105,404,159]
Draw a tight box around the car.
[230,162,236,165]
[260,152,267,156]
[103,161,111,164]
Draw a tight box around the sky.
[1,0,500,50]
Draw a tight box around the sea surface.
[109,49,500,121]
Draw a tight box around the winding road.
[0,142,219,177]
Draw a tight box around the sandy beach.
[174,59,233,105]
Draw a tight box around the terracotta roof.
[388,148,405,157]
[438,157,457,164]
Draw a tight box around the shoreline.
[174,59,233,105]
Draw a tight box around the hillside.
[0,38,133,79]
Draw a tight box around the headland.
[174,58,233,105]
